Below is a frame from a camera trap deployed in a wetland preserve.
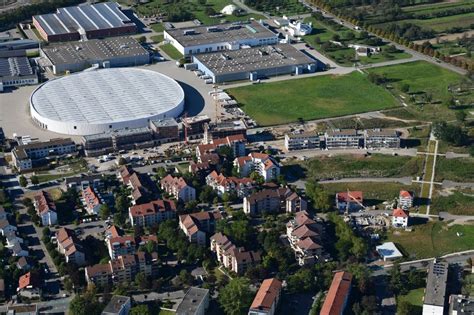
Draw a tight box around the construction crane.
[345,189,367,215]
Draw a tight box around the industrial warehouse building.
[33,2,137,42]
[40,37,150,74]
[30,68,185,135]
[192,44,318,83]
[0,50,38,92]
[164,21,278,56]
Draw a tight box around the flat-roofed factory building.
[0,50,38,92]
[192,44,318,83]
[33,2,137,42]
[40,37,150,74]
[164,21,278,56]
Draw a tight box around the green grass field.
[227,72,400,126]
[367,61,469,122]
[435,157,474,182]
[431,191,474,215]
[387,222,474,259]
[285,154,423,180]
[403,0,474,14]
[150,34,164,43]
[150,23,164,33]
[160,43,183,60]
[395,12,474,33]
[398,287,424,307]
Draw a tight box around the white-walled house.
[392,208,409,228]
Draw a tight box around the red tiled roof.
[320,271,353,315]
[393,208,409,218]
[337,191,363,203]
[18,272,40,290]
[129,199,176,217]
[34,190,56,215]
[399,190,413,198]
[250,278,282,311]
[161,174,190,191]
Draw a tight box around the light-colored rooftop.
[30,68,184,125]
[376,242,403,260]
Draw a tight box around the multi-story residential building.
[179,211,223,246]
[320,271,353,315]
[243,187,307,216]
[203,120,247,143]
[64,174,103,191]
[423,261,448,315]
[234,153,280,182]
[56,227,86,266]
[206,171,255,198]
[182,115,211,140]
[399,190,414,209]
[85,252,158,287]
[210,232,261,275]
[12,138,76,171]
[448,295,474,315]
[324,129,362,150]
[82,186,102,215]
[149,118,179,143]
[107,235,136,260]
[286,211,324,266]
[175,287,210,315]
[102,295,131,315]
[335,191,364,213]
[160,174,196,203]
[118,166,157,205]
[248,278,283,315]
[196,134,246,162]
[392,208,410,228]
[33,190,57,226]
[284,132,320,151]
[364,129,400,149]
[128,199,176,227]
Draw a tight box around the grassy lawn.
[36,173,74,183]
[160,43,183,60]
[151,34,164,43]
[150,23,164,33]
[420,140,436,201]
[435,157,474,182]
[246,0,309,15]
[367,61,470,122]
[158,310,175,315]
[175,162,190,174]
[284,154,423,180]
[398,287,424,307]
[431,191,474,215]
[387,221,474,259]
[358,51,412,64]
[321,182,420,207]
[227,72,400,126]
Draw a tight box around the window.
[109,125,112,128]
[74,126,77,129]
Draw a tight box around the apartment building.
[286,211,324,266]
[179,211,223,246]
[118,166,158,205]
[335,191,364,213]
[128,199,176,227]
[33,190,57,226]
[182,115,211,140]
[320,271,353,315]
[364,129,400,149]
[102,295,131,315]
[399,190,414,209]
[107,235,135,260]
[248,278,283,315]
[206,171,255,198]
[234,153,280,182]
[85,252,157,287]
[56,227,86,266]
[204,120,247,143]
[324,129,362,150]
[210,232,261,275]
[81,186,102,215]
[284,132,320,151]
[160,174,196,203]
[392,208,410,228]
[196,134,246,162]
[243,187,307,216]
[175,287,210,315]
[149,118,179,143]
[423,261,449,315]
[12,138,76,171]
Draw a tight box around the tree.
[30,175,39,185]
[433,121,468,146]
[130,305,150,315]
[455,110,467,122]
[305,180,332,211]
[401,83,410,93]
[99,204,111,220]
[397,300,415,315]
[332,34,341,41]
[249,171,264,185]
[19,175,28,187]
[388,262,404,295]
[64,277,74,292]
[199,185,216,204]
[219,277,253,315]
[118,157,127,166]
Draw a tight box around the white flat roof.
[376,242,403,259]
[30,68,185,125]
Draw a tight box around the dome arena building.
[30,68,185,136]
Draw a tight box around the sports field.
[227,72,399,126]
